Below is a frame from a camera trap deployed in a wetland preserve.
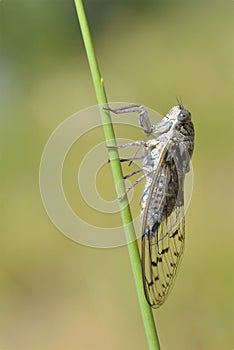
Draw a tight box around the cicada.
[104,103,194,308]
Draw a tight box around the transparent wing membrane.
[142,209,185,308]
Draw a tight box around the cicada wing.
[142,213,185,308]
[141,159,186,308]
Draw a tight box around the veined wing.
[141,151,186,308]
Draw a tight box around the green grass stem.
[73,1,161,349]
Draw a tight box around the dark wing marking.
[141,149,186,308]
[142,211,185,308]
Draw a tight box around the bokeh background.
[1,1,233,349]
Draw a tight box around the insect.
[104,103,195,308]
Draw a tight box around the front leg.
[104,104,153,135]
[106,140,146,149]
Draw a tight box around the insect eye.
[178,110,191,122]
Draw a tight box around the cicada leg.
[106,140,146,149]
[119,168,156,201]
[123,168,143,180]
[104,104,153,135]
[118,173,147,201]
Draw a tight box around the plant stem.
[73,1,161,349]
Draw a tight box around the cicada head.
[177,105,191,123]
[167,104,191,123]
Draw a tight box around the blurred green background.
[1,1,233,349]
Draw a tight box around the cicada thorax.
[174,120,195,160]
